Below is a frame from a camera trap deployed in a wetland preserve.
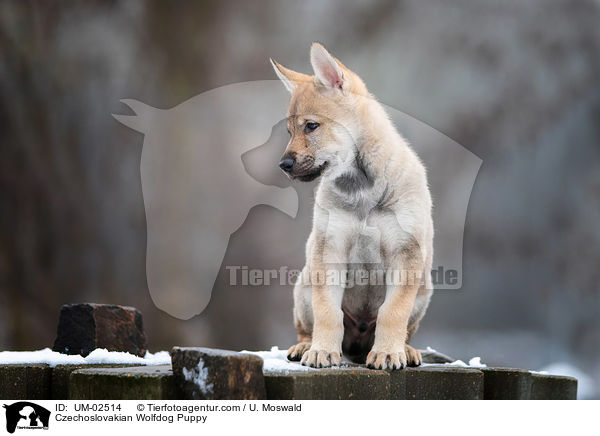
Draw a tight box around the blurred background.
[1,0,599,397]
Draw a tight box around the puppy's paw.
[405,344,422,367]
[366,349,407,370]
[300,349,341,368]
[287,342,311,361]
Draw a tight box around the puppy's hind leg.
[287,269,314,361]
[405,344,423,367]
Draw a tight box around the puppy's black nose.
[279,157,295,173]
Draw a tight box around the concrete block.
[482,368,532,400]
[53,303,147,357]
[171,347,266,400]
[51,364,142,400]
[69,365,176,400]
[392,366,484,400]
[530,373,577,400]
[0,364,51,400]
[264,366,390,400]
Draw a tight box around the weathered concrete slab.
[69,365,176,400]
[51,364,143,399]
[264,366,390,400]
[53,303,147,357]
[392,366,484,400]
[529,373,577,400]
[0,344,578,400]
[482,367,578,400]
[0,364,51,400]
[482,368,533,400]
[265,364,484,400]
[171,347,266,400]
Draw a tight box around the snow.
[241,346,317,372]
[182,358,214,395]
[0,348,171,368]
[2,344,488,372]
[423,346,487,367]
[450,356,488,368]
[422,356,487,368]
[242,346,488,371]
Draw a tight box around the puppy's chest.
[340,221,390,318]
[319,183,409,267]
[325,176,380,220]
[346,225,383,265]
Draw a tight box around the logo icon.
[3,402,50,434]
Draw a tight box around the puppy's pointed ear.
[270,58,310,94]
[310,43,345,91]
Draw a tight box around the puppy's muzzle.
[279,155,295,173]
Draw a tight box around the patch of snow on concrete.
[241,346,317,372]
[243,346,488,371]
[424,356,487,368]
[142,350,172,365]
[0,348,171,367]
[444,359,468,367]
[182,358,214,395]
[467,357,487,367]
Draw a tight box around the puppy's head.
[271,43,368,182]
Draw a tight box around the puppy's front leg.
[301,244,344,368]
[367,283,418,369]
[367,243,423,370]
[301,281,344,367]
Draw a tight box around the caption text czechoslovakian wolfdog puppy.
[271,43,433,370]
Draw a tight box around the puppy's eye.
[304,122,319,133]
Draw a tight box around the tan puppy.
[271,43,433,370]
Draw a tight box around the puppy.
[271,43,433,370]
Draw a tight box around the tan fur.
[273,43,434,370]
